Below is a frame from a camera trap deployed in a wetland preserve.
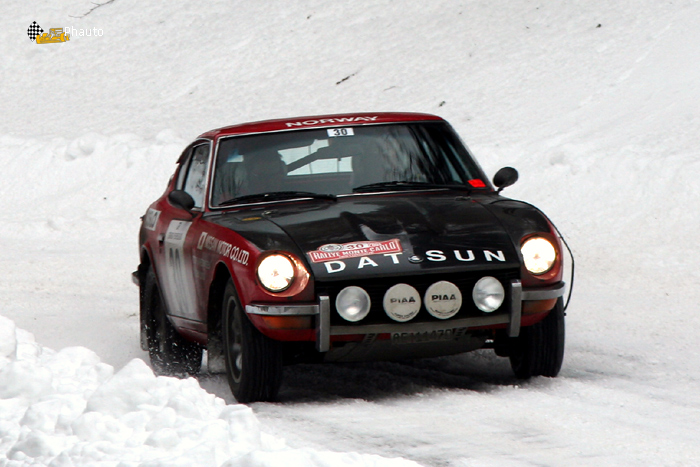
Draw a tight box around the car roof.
[199,112,445,139]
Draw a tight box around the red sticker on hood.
[308,239,402,263]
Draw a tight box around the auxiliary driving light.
[472,276,505,313]
[383,283,421,322]
[257,254,295,292]
[424,281,462,319]
[336,286,371,322]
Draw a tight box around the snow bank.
[0,131,183,238]
[0,315,418,466]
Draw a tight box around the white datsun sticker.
[327,127,354,137]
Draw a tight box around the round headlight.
[521,237,557,275]
[336,286,371,322]
[257,254,295,292]
[472,276,505,313]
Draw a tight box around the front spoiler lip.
[245,281,566,351]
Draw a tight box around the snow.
[1,0,700,465]
[0,316,418,467]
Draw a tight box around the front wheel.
[144,267,202,376]
[509,297,565,378]
[222,280,283,403]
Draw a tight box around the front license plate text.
[391,327,468,345]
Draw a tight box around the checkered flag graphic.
[27,21,44,41]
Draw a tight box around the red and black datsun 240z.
[134,112,573,403]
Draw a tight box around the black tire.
[222,280,283,403]
[144,267,202,376]
[509,297,565,379]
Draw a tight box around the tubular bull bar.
[246,280,566,352]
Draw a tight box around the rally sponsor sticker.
[308,239,402,263]
[285,116,379,128]
[327,127,354,137]
[143,208,160,231]
[383,283,421,322]
[197,232,250,266]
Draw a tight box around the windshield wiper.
[352,181,473,193]
[219,191,337,206]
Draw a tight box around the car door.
[158,141,212,325]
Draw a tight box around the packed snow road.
[204,280,700,466]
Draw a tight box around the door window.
[181,143,211,209]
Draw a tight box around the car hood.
[208,193,529,281]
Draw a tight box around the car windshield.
[210,122,489,207]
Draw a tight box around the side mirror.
[493,167,519,193]
[168,190,196,211]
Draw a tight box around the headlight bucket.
[521,236,557,275]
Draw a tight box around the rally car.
[134,112,572,403]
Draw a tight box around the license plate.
[391,327,467,345]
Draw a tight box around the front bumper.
[246,279,566,352]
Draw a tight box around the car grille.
[315,269,520,326]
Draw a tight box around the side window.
[175,160,188,189]
[181,143,211,209]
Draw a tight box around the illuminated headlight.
[472,276,505,313]
[257,254,295,292]
[521,237,557,275]
[335,286,371,322]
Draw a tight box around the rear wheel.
[509,297,565,378]
[222,280,283,403]
[144,267,202,376]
